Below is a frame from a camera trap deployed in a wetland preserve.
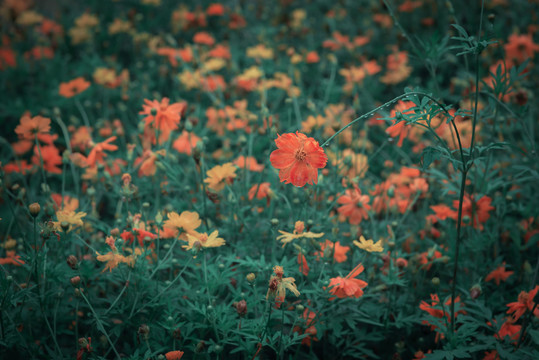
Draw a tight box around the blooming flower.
[87,136,118,167]
[182,230,225,251]
[15,115,51,140]
[139,98,186,143]
[204,163,237,192]
[353,235,383,252]
[163,211,202,237]
[270,131,327,187]
[327,264,368,299]
[53,210,87,232]
[59,77,90,98]
[506,285,539,321]
[485,263,514,286]
[337,186,371,225]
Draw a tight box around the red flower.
[269,132,327,187]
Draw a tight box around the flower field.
[1,0,538,359]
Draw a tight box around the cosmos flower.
[270,132,327,187]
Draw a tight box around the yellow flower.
[163,211,202,236]
[246,44,274,59]
[75,13,99,28]
[204,163,237,192]
[54,210,87,232]
[183,230,225,251]
[276,220,324,247]
[353,235,384,252]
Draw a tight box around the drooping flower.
[276,220,324,247]
[270,131,327,187]
[327,264,368,299]
[204,163,237,192]
[266,266,300,305]
[353,235,383,253]
[182,230,225,251]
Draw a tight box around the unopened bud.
[70,276,81,287]
[67,255,78,270]
[246,273,256,283]
[29,203,41,217]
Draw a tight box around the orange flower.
[316,240,350,263]
[305,51,320,63]
[385,101,418,147]
[485,263,514,286]
[206,4,224,16]
[204,163,237,192]
[59,77,90,98]
[248,182,272,200]
[327,264,368,299]
[506,285,539,321]
[193,31,215,46]
[87,136,118,167]
[449,194,494,230]
[33,144,62,174]
[234,155,264,172]
[297,253,309,276]
[139,98,186,143]
[504,33,539,63]
[165,351,184,360]
[15,115,51,140]
[269,132,327,187]
[0,250,25,266]
[172,130,200,155]
[337,186,371,225]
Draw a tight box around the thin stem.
[321,92,453,148]
[79,290,121,360]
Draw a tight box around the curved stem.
[321,92,454,148]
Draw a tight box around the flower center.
[295,148,307,161]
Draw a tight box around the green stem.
[80,290,121,360]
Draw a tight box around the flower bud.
[70,276,81,287]
[138,324,150,341]
[431,277,440,286]
[29,203,41,217]
[67,255,78,270]
[470,284,482,299]
[246,273,256,283]
[233,300,247,316]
